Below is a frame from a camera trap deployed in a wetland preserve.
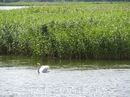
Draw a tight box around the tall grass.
[0,3,130,59]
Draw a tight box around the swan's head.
[36,63,41,67]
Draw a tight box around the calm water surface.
[0,6,28,10]
[0,55,130,97]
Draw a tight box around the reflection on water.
[0,55,130,69]
[0,55,130,97]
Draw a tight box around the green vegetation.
[0,2,32,6]
[0,3,130,59]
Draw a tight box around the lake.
[0,6,28,10]
[0,55,130,97]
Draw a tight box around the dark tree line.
[0,0,130,2]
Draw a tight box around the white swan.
[36,63,50,73]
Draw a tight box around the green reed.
[0,3,130,59]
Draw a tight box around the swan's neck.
[37,65,40,73]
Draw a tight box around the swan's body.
[37,63,50,73]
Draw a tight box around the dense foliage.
[0,3,130,59]
[0,0,130,3]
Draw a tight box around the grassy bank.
[0,3,130,59]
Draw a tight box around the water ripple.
[0,68,130,97]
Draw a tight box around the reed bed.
[0,3,130,59]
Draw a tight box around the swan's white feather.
[39,65,50,73]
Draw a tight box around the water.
[0,55,130,97]
[0,6,28,10]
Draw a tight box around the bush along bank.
[0,3,130,59]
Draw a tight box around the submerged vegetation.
[0,2,130,59]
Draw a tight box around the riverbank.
[0,2,130,59]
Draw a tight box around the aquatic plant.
[0,2,130,59]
